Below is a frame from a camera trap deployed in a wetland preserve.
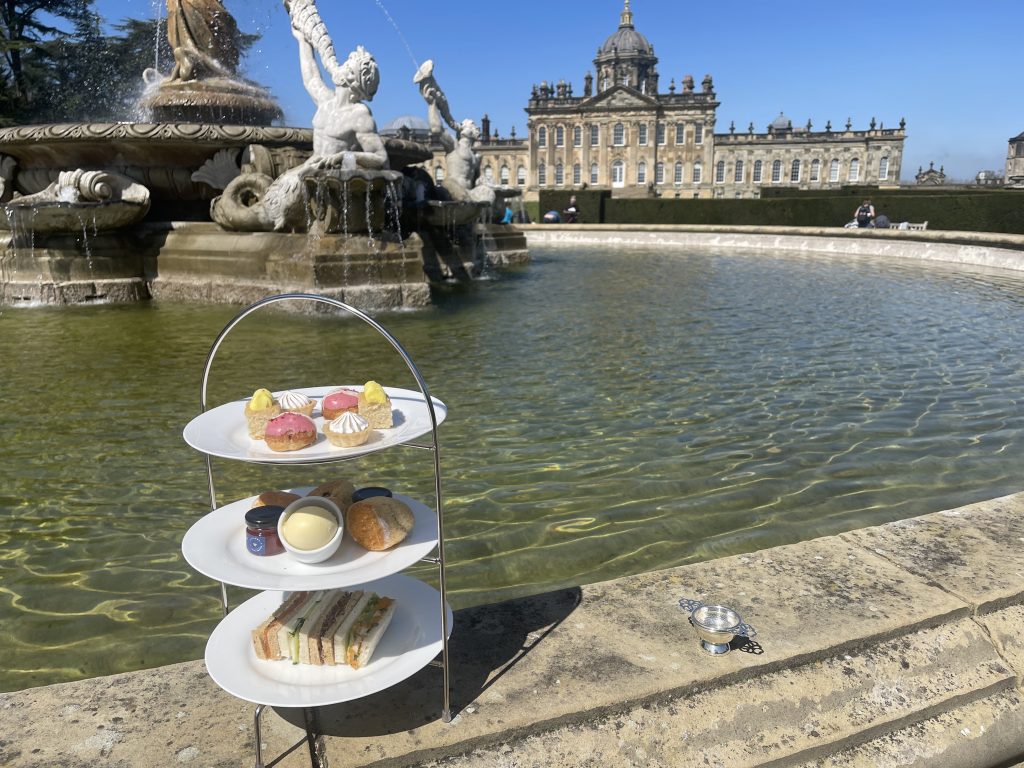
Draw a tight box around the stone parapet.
[1,492,1022,767]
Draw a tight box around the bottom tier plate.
[204,574,453,707]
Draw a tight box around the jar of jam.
[351,486,393,503]
[245,505,285,556]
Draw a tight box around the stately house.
[407,1,906,200]
[1007,131,1024,188]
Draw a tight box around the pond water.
[3,245,1024,692]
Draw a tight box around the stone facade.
[1007,131,1024,188]
[421,1,906,201]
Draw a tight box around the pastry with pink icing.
[277,390,316,416]
[264,412,317,452]
[322,388,359,420]
[323,412,371,448]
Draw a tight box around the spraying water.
[370,0,418,69]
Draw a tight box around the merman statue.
[166,0,241,81]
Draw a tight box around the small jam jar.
[352,486,393,503]
[245,505,285,556]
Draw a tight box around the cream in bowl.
[278,496,343,563]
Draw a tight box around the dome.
[382,115,430,133]
[598,1,653,57]
[770,112,792,131]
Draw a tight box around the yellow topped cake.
[357,381,393,429]
[244,388,282,439]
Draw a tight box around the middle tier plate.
[182,488,438,590]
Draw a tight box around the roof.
[598,1,653,57]
[770,112,792,131]
[382,115,430,132]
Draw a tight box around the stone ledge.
[0,493,1021,767]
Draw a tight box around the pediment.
[583,86,658,110]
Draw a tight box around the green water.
[3,245,1024,692]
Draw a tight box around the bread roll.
[251,490,301,509]
[346,496,414,551]
[307,479,355,511]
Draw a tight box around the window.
[555,163,564,186]
[555,126,564,147]
[638,124,648,145]
[694,123,704,144]
[621,74,630,87]
[771,159,782,182]
[612,159,624,186]
[573,163,581,185]
[573,125,582,147]
[692,161,702,184]
[734,160,744,183]
[590,162,599,184]
[500,165,509,184]
[538,126,547,147]
[517,165,526,186]
[538,163,546,186]
[637,161,646,185]
[613,123,625,146]
[434,166,444,183]
[790,159,800,182]
[484,165,494,183]
[590,124,599,146]
[657,123,666,145]
[655,162,665,185]
[675,123,685,144]
[829,159,840,182]
[715,160,725,183]
[674,161,684,184]
[753,160,762,183]
[879,156,889,180]
[848,158,860,182]
[810,159,820,182]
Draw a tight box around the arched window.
[516,165,526,186]
[590,124,599,146]
[573,163,581,185]
[484,165,494,183]
[612,159,624,186]
[879,156,890,180]
[715,160,726,183]
[655,162,665,185]
[434,166,445,183]
[538,163,547,186]
[810,159,821,182]
[538,126,547,147]
[734,160,744,183]
[753,160,763,183]
[500,165,509,185]
[637,161,647,185]
[790,159,801,182]
[848,158,860,182]
[590,162,599,184]
[613,123,625,146]
[555,162,564,186]
[555,126,564,147]
[573,125,582,147]
[638,124,648,145]
[692,161,702,184]
[771,159,782,182]
[829,158,840,182]
[674,161,684,184]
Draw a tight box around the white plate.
[205,575,453,707]
[182,489,438,590]
[182,386,447,464]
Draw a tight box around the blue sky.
[94,0,1022,182]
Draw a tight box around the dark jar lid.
[245,505,285,528]
[352,486,393,503]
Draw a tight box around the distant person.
[854,199,875,228]
[542,210,561,224]
[564,195,579,223]
[500,204,514,224]
[874,213,891,229]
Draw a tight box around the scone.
[322,388,359,420]
[345,496,415,551]
[323,412,371,448]
[244,388,282,440]
[251,490,302,509]
[264,412,316,452]
[357,381,393,429]
[306,478,356,512]
[277,390,316,417]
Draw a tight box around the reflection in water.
[3,246,1024,691]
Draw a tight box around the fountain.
[0,0,527,309]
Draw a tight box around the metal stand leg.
[304,707,328,768]
[253,704,266,768]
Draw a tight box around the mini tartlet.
[277,390,316,416]
[264,412,317,452]
[323,411,371,448]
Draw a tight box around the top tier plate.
[183,386,447,464]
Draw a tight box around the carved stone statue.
[166,0,240,82]
[211,0,398,232]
